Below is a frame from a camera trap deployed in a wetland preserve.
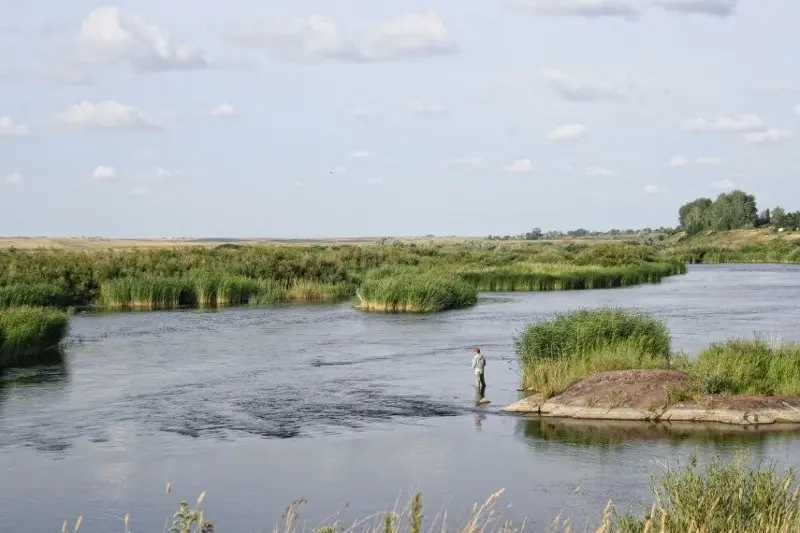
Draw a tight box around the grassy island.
[0,306,70,369]
[507,308,800,426]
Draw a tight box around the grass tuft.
[355,273,478,313]
[514,308,671,393]
[0,283,70,309]
[0,306,70,369]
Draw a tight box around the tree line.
[678,190,800,235]
[491,189,797,240]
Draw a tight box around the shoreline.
[504,370,800,427]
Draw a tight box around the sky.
[1,0,800,238]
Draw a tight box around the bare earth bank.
[503,370,800,426]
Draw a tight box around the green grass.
[0,241,686,310]
[458,261,685,292]
[99,275,356,310]
[0,283,70,309]
[0,306,70,369]
[514,308,672,392]
[618,451,800,533]
[516,308,800,400]
[69,450,799,533]
[355,273,478,313]
[688,337,800,396]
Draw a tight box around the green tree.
[678,197,713,235]
[771,206,787,228]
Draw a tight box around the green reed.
[0,306,70,369]
[356,273,478,313]
[0,283,70,309]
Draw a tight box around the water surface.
[2,264,800,532]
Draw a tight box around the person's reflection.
[474,413,486,430]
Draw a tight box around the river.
[1,264,800,532]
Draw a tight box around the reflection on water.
[515,417,800,450]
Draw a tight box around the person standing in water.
[471,346,486,400]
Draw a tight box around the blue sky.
[1,0,799,238]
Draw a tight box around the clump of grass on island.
[0,283,70,309]
[73,450,799,533]
[355,273,478,313]
[0,306,70,369]
[514,308,672,397]
[458,261,685,292]
[688,337,800,396]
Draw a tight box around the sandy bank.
[503,369,800,426]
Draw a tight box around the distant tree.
[524,228,542,240]
[678,197,713,235]
[771,206,787,228]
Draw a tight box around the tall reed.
[356,273,478,313]
[0,306,70,368]
[514,308,672,393]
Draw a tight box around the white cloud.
[75,7,209,73]
[348,149,373,159]
[154,167,173,179]
[92,165,116,180]
[210,103,237,118]
[504,159,535,173]
[541,68,630,101]
[669,155,689,167]
[644,184,659,194]
[670,155,722,167]
[0,116,30,136]
[408,100,446,115]
[449,156,485,166]
[711,179,735,190]
[695,157,723,165]
[653,0,739,17]
[548,123,588,140]
[5,172,22,184]
[228,12,456,63]
[742,129,793,144]
[57,100,160,131]
[504,0,641,20]
[585,166,613,176]
[683,115,763,133]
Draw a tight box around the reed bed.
[0,306,70,369]
[516,308,800,399]
[99,276,355,310]
[0,282,70,309]
[0,241,684,309]
[689,337,800,396]
[458,261,684,292]
[515,308,672,392]
[356,274,478,313]
[76,450,799,533]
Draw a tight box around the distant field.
[0,235,625,249]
